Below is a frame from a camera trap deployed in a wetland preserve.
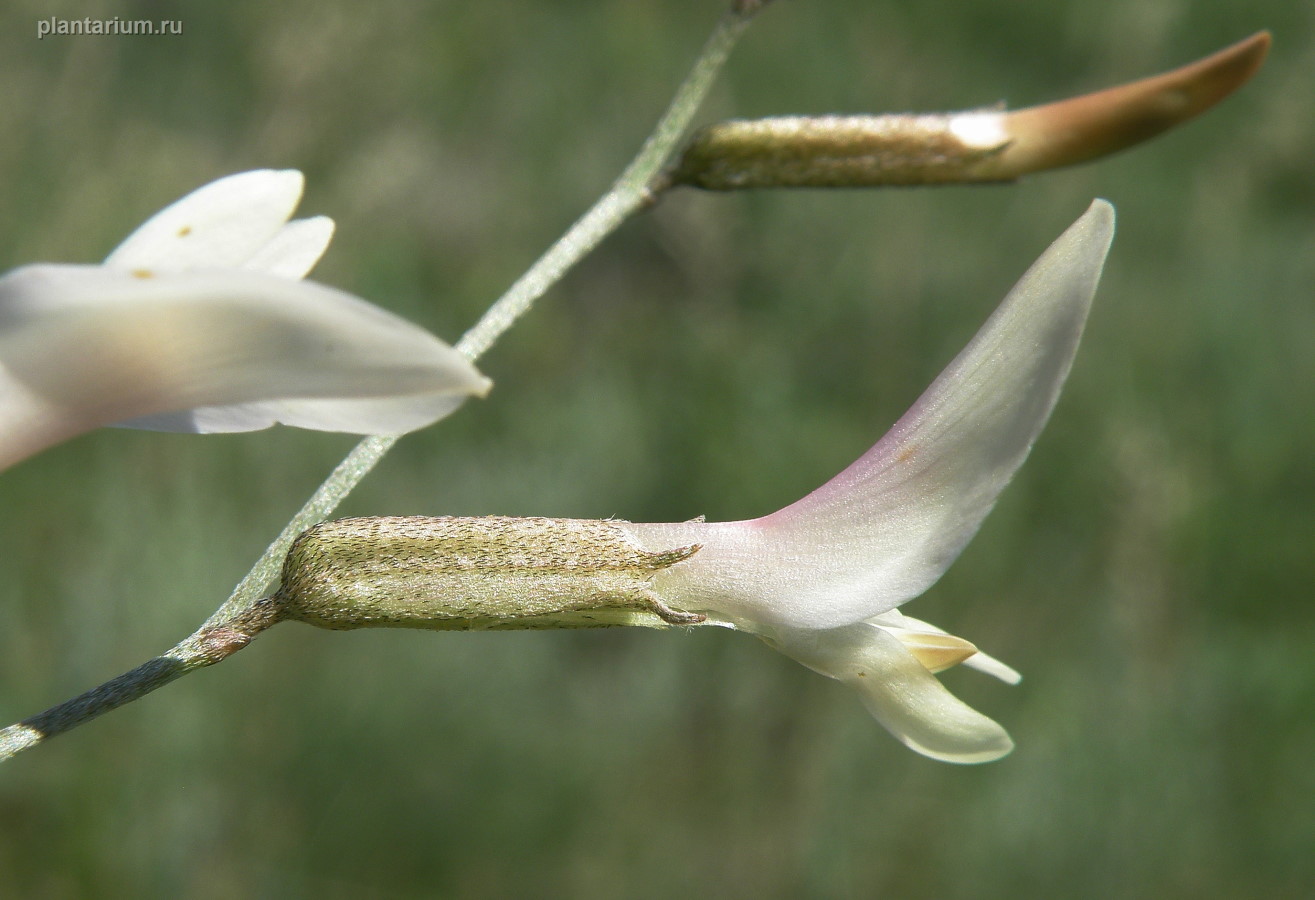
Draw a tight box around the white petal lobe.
[103,170,307,271]
[242,216,336,279]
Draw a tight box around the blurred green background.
[2,0,1312,896]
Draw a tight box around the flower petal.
[959,648,1023,684]
[624,201,1114,629]
[103,170,308,271]
[124,392,473,435]
[765,622,1014,763]
[0,264,490,469]
[241,215,336,279]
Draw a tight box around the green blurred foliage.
[2,0,1313,896]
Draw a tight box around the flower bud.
[669,32,1269,190]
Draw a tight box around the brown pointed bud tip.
[992,31,1272,177]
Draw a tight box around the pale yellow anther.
[892,630,980,673]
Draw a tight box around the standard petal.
[103,170,307,271]
[765,622,1014,764]
[625,201,1114,629]
[0,264,490,468]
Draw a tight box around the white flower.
[0,170,490,470]
[622,201,1115,762]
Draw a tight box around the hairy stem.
[0,3,765,764]
[0,601,281,760]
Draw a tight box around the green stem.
[0,4,765,764]
[0,600,280,760]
